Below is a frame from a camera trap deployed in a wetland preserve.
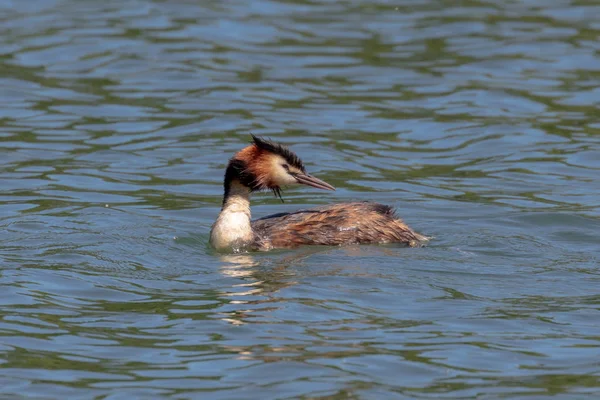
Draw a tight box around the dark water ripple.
[1,0,600,398]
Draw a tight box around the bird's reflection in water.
[219,254,260,279]
[217,248,330,326]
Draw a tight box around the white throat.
[209,181,253,252]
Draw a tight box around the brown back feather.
[252,201,427,249]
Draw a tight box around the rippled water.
[1,0,600,398]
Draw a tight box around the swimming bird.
[209,135,427,252]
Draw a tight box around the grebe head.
[224,135,335,200]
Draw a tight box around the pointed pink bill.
[294,173,335,191]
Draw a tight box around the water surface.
[1,0,600,398]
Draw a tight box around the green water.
[1,0,600,398]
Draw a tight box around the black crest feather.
[251,134,305,172]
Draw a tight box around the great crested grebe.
[209,135,428,252]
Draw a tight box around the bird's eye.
[282,164,290,171]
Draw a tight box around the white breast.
[210,210,254,251]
